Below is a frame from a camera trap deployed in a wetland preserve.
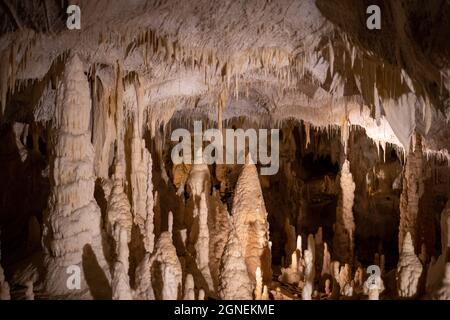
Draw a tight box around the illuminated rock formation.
[396,232,423,298]
[183,274,195,300]
[363,273,385,300]
[333,160,355,264]
[0,262,10,300]
[218,229,253,300]
[194,192,214,291]
[302,249,314,300]
[399,136,423,252]
[150,212,182,300]
[208,191,231,292]
[232,161,272,283]
[41,54,110,298]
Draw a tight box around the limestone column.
[399,134,424,252]
[333,159,355,264]
[231,161,272,283]
[42,54,110,298]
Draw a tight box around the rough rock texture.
[396,232,423,298]
[150,221,182,300]
[218,229,253,300]
[112,261,133,300]
[426,200,450,294]
[430,263,450,300]
[302,249,314,300]
[183,274,195,300]
[41,54,110,298]
[194,192,214,291]
[232,162,272,283]
[399,137,424,252]
[0,261,10,300]
[208,191,231,292]
[130,80,155,252]
[333,160,355,264]
[363,274,385,300]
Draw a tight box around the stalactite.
[231,160,272,283]
[42,54,110,298]
[218,229,253,300]
[399,135,424,252]
[333,159,355,264]
[396,232,423,298]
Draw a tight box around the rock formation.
[399,136,424,252]
[232,161,272,283]
[218,229,253,300]
[333,160,355,264]
[396,232,423,298]
[41,54,110,298]
[150,212,182,300]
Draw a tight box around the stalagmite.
[231,160,272,283]
[430,263,450,300]
[198,289,205,300]
[194,192,214,291]
[396,232,423,298]
[363,272,385,300]
[183,274,195,300]
[130,80,155,253]
[42,54,110,298]
[25,280,34,300]
[302,249,314,300]
[208,191,231,292]
[333,159,355,264]
[321,242,331,276]
[426,200,450,294]
[254,266,263,300]
[0,261,10,300]
[330,261,341,298]
[218,229,253,300]
[150,212,182,300]
[399,135,424,252]
[338,264,352,296]
[133,253,155,300]
[112,261,133,300]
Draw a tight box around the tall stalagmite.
[231,161,272,283]
[130,79,155,253]
[399,136,423,252]
[333,159,355,264]
[396,232,423,298]
[218,229,253,300]
[150,213,182,300]
[42,54,110,298]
